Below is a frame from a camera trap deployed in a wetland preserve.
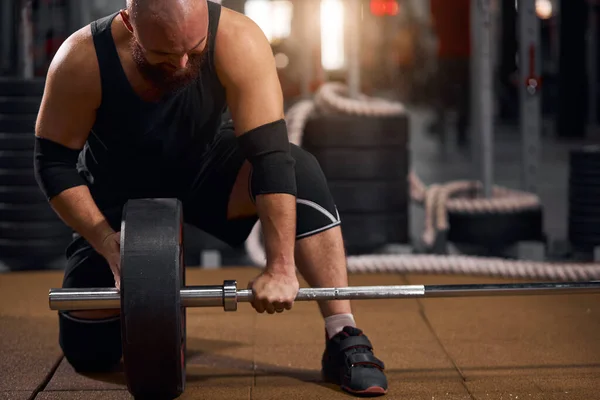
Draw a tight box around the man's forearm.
[49,186,115,252]
[255,193,297,273]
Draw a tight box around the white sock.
[325,313,356,339]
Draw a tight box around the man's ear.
[120,9,134,33]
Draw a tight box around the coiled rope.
[245,82,600,281]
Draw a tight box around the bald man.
[33,0,387,396]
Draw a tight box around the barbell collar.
[223,280,238,311]
[48,280,600,312]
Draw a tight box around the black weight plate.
[568,176,600,187]
[569,166,600,176]
[328,181,409,213]
[567,223,600,237]
[0,78,45,96]
[0,115,37,133]
[568,197,600,209]
[568,215,600,226]
[0,186,45,204]
[569,188,600,204]
[447,207,544,248]
[569,157,600,172]
[0,202,58,222]
[568,198,600,210]
[120,198,186,399]
[0,151,32,168]
[302,111,409,148]
[0,221,71,240]
[307,148,409,180]
[0,133,34,150]
[339,212,409,252]
[568,230,600,249]
[0,169,37,186]
[568,203,600,217]
[0,97,41,114]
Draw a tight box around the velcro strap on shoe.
[339,336,373,352]
[346,353,385,370]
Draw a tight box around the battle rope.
[245,82,600,281]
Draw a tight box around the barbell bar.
[49,280,600,312]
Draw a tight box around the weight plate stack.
[568,145,600,253]
[302,111,410,254]
[0,78,71,271]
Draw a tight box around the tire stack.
[446,206,544,254]
[302,111,410,254]
[0,77,72,270]
[568,145,600,253]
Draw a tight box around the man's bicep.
[216,14,285,135]
[36,36,100,149]
[225,67,284,136]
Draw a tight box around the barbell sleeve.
[48,281,600,312]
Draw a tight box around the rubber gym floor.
[2,110,600,399]
[2,266,600,400]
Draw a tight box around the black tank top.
[79,1,227,208]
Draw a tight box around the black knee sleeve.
[58,312,122,372]
[249,145,341,239]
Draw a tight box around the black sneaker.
[321,326,388,396]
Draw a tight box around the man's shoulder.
[45,24,101,104]
[52,25,97,72]
[216,7,265,45]
[214,8,274,82]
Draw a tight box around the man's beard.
[130,39,207,96]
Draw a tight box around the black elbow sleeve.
[33,136,87,200]
[236,119,297,198]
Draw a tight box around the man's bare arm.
[35,28,115,252]
[215,10,296,273]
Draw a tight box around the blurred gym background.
[0,0,598,271]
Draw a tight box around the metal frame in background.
[471,0,541,196]
[518,0,541,194]
[472,0,495,197]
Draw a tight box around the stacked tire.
[302,111,410,254]
[568,146,600,253]
[0,78,71,270]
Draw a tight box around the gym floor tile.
[186,365,254,387]
[251,379,350,400]
[382,370,471,400]
[181,387,251,400]
[253,311,325,345]
[0,271,63,394]
[254,344,324,372]
[186,345,254,385]
[44,358,126,391]
[465,367,600,399]
[186,311,256,344]
[0,392,33,400]
[0,316,62,392]
[402,274,600,399]
[34,391,132,400]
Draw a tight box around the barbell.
[47,198,600,399]
[49,280,600,312]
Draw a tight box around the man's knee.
[59,311,122,372]
[290,145,341,239]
